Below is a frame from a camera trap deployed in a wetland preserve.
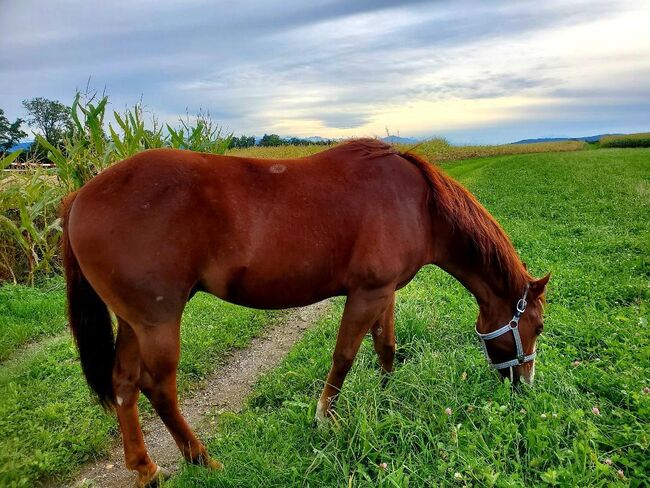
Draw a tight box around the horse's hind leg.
[371,291,396,378]
[316,287,394,423]
[136,320,223,471]
[113,318,163,487]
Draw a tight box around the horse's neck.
[429,220,512,310]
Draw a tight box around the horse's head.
[476,274,550,385]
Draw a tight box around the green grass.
[0,291,282,486]
[0,279,67,361]
[169,149,650,487]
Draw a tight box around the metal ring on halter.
[475,285,536,371]
[516,298,527,314]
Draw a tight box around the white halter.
[475,286,536,373]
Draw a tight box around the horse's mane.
[335,139,531,295]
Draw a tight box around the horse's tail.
[61,192,115,410]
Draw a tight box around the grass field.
[0,281,66,360]
[167,148,650,487]
[0,286,282,486]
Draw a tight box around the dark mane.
[334,139,530,295]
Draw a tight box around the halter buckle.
[516,298,527,314]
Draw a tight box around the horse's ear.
[529,273,550,298]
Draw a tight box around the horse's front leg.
[316,287,395,423]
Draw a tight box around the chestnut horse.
[61,139,548,487]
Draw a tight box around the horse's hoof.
[314,400,331,426]
[314,412,330,427]
[136,466,170,488]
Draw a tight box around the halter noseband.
[475,285,536,372]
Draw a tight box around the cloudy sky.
[1,0,649,143]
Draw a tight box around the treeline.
[229,133,334,149]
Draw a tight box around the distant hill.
[511,134,624,145]
[303,136,328,143]
[5,141,34,152]
[381,135,418,144]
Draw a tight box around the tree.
[0,108,27,152]
[229,135,256,149]
[22,97,73,146]
[259,134,283,146]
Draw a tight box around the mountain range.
[510,134,623,144]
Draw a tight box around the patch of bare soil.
[65,300,330,488]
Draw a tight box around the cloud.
[0,0,648,142]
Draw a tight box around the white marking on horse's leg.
[315,399,328,423]
[116,395,123,406]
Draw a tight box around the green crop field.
[0,147,648,487]
[166,148,649,487]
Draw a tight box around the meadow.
[166,148,649,487]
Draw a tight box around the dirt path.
[67,300,330,488]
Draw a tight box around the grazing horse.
[61,139,549,487]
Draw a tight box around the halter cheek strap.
[475,286,536,370]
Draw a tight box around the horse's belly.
[200,254,344,309]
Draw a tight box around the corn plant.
[109,105,166,159]
[1,91,233,284]
[167,112,232,153]
[35,93,112,192]
[0,163,63,285]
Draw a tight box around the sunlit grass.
[226,138,585,162]
[404,138,585,162]
[227,144,332,159]
[600,132,650,148]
